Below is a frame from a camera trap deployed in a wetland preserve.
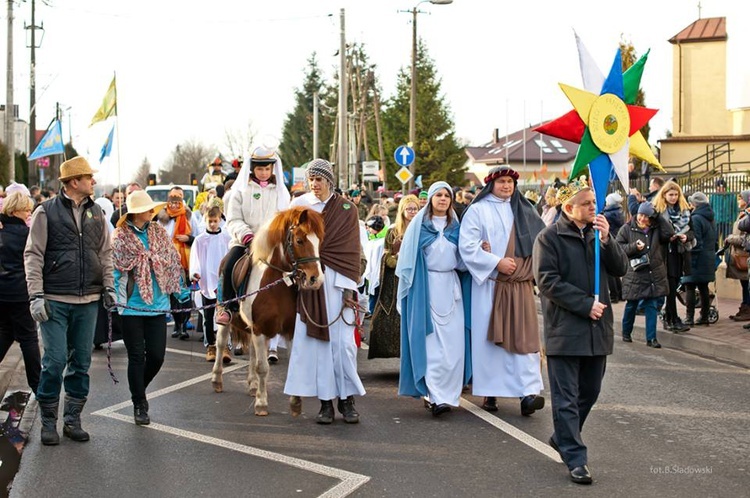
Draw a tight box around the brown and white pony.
[211,206,325,416]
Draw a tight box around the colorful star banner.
[536,33,663,213]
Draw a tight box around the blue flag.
[415,175,423,189]
[28,120,64,160]
[99,124,115,162]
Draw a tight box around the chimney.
[492,128,499,144]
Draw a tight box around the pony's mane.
[252,207,325,264]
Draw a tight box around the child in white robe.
[190,205,230,362]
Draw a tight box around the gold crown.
[524,190,540,204]
[556,176,591,204]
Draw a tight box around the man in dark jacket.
[533,178,628,485]
[24,157,115,446]
[626,177,664,216]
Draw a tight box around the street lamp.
[404,0,452,191]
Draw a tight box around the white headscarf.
[395,181,454,308]
[236,145,291,210]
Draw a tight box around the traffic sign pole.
[393,145,415,194]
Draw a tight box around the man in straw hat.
[459,166,547,417]
[532,177,627,485]
[283,158,366,425]
[24,156,115,446]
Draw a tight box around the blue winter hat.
[637,201,655,217]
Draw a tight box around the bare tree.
[132,157,152,186]
[224,120,256,160]
[159,140,214,185]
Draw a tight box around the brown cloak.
[298,194,361,341]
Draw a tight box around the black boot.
[337,396,360,424]
[694,314,710,326]
[171,323,181,338]
[671,318,690,333]
[62,395,90,442]
[482,396,498,412]
[684,311,694,327]
[179,319,190,340]
[134,399,150,425]
[316,400,334,424]
[38,399,60,446]
[695,302,711,326]
[520,395,545,416]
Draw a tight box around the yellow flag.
[90,77,117,126]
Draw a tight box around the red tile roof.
[669,17,726,44]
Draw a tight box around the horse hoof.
[255,408,269,417]
[212,381,223,393]
[290,397,302,417]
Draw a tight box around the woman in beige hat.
[111,191,182,425]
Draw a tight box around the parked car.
[145,185,199,209]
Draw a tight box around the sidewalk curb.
[627,323,750,368]
[535,299,750,369]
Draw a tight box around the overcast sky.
[2,0,746,185]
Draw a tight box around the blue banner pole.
[594,228,600,302]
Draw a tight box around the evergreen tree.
[381,39,465,188]
[279,54,335,171]
[133,157,152,186]
[14,153,29,185]
[620,39,650,142]
[0,141,9,186]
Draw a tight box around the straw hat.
[116,190,166,228]
[59,156,98,182]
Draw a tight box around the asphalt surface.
[6,329,749,498]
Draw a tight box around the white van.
[145,185,200,209]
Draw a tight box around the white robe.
[189,229,231,300]
[283,192,366,400]
[364,236,385,295]
[423,216,466,407]
[459,197,543,397]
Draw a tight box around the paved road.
[9,332,749,497]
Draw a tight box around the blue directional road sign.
[394,145,415,167]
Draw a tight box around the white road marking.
[459,398,563,463]
[93,348,371,498]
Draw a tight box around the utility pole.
[372,78,386,191]
[408,7,417,192]
[337,8,347,189]
[6,0,16,182]
[26,0,44,186]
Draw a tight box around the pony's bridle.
[284,223,321,277]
